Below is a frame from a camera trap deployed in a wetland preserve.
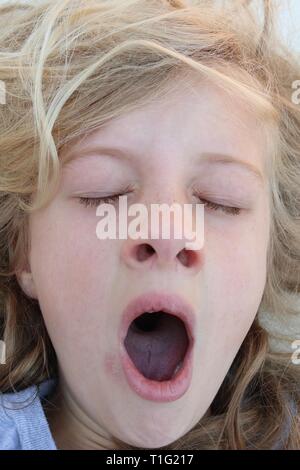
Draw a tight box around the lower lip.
[119,338,194,403]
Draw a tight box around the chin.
[115,418,190,449]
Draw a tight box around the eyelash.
[195,197,242,216]
[78,192,242,216]
[78,185,134,208]
[78,194,124,208]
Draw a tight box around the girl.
[0,0,299,450]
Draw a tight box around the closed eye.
[77,191,242,215]
[196,197,242,216]
[77,184,135,208]
[78,193,128,208]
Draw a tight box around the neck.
[43,381,121,450]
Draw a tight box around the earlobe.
[16,270,38,299]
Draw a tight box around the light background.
[275,0,300,53]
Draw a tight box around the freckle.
[104,352,122,379]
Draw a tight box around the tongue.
[124,312,189,381]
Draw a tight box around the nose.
[120,210,203,273]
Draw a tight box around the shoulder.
[0,418,21,449]
[0,386,33,450]
[0,378,58,450]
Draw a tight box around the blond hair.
[0,0,299,449]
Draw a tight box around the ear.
[16,265,38,300]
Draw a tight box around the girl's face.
[22,79,271,448]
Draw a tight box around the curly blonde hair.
[0,0,299,449]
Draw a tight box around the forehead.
[59,77,268,177]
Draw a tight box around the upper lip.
[119,290,196,346]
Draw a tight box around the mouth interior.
[124,311,189,381]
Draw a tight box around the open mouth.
[124,310,189,382]
[119,292,195,402]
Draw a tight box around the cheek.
[28,201,120,345]
[203,210,270,347]
[213,227,268,305]
[190,212,270,399]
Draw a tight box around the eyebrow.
[61,144,132,165]
[62,145,264,183]
[198,152,264,183]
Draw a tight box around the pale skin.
[17,77,271,449]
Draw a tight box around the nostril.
[177,249,198,268]
[135,243,155,262]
